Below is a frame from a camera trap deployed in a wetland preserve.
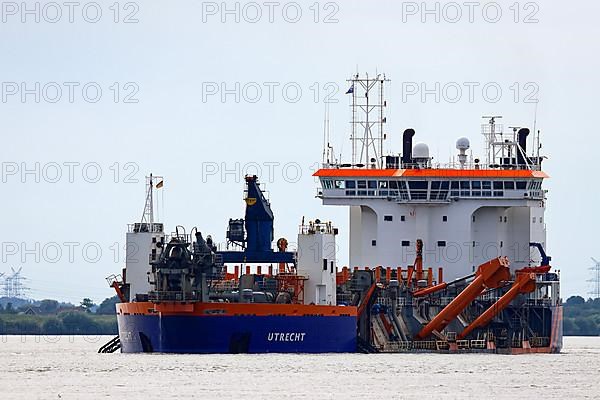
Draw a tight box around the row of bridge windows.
[322,179,541,199]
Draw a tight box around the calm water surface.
[1,336,598,399]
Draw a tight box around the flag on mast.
[156,180,164,189]
[345,84,354,94]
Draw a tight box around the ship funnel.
[517,128,530,165]
[402,129,415,166]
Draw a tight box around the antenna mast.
[141,174,163,226]
[322,103,335,165]
[481,116,502,167]
[349,73,389,169]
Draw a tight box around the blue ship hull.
[117,314,357,353]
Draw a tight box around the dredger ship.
[101,74,562,355]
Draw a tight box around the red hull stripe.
[117,302,358,317]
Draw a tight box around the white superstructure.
[315,76,547,281]
[124,175,165,301]
[296,221,338,305]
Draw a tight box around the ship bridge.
[315,168,547,204]
[316,98,548,280]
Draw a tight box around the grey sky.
[0,0,597,303]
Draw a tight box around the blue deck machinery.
[217,175,295,265]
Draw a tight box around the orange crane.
[416,257,510,340]
[457,272,537,340]
[412,272,475,298]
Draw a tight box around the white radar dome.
[412,143,430,158]
[456,137,470,151]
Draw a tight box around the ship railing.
[258,280,278,292]
[212,281,238,292]
[105,274,123,287]
[456,340,470,350]
[529,337,550,348]
[128,222,164,233]
[385,341,411,352]
[148,291,203,302]
[299,221,336,235]
[413,341,437,350]
[436,341,450,351]
[470,339,486,349]
[526,298,552,307]
[511,339,523,348]
[440,297,454,306]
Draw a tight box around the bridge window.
[504,181,515,190]
[408,180,428,200]
[482,181,492,190]
[322,180,333,189]
[345,190,356,196]
[398,181,409,200]
[460,181,470,189]
[368,180,377,189]
[493,181,503,190]
[472,181,481,189]
[345,180,356,189]
[334,180,345,189]
[472,191,481,197]
[379,181,388,188]
[357,180,367,189]
[409,181,428,189]
[430,181,450,200]
[450,181,459,197]
[516,181,527,190]
[493,191,504,197]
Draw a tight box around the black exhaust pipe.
[517,128,529,165]
[402,129,415,165]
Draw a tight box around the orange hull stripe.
[314,168,548,179]
[117,302,357,317]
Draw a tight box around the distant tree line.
[0,295,119,335]
[564,296,600,336]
